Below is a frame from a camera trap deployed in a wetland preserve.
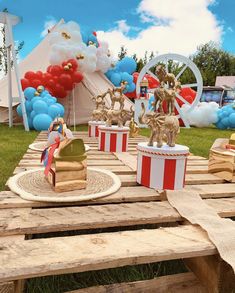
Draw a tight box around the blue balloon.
[105,69,115,79]
[40,90,49,98]
[48,104,61,119]
[229,113,235,128]
[33,100,48,114]
[27,116,34,129]
[16,104,22,117]
[123,84,130,94]
[221,117,229,127]
[148,95,154,110]
[46,98,56,106]
[31,96,42,105]
[110,73,121,86]
[24,87,36,101]
[121,72,133,84]
[30,110,36,120]
[25,100,32,113]
[33,114,52,131]
[50,96,57,103]
[54,103,65,117]
[128,82,136,93]
[215,121,227,130]
[118,57,137,74]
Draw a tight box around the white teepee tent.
[0,20,134,124]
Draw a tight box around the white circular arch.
[136,53,203,127]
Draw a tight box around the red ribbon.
[44,137,60,176]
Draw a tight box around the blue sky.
[0,0,235,59]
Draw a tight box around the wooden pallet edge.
[64,272,206,293]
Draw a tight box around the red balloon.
[53,84,67,99]
[42,73,53,83]
[31,79,42,88]
[72,72,83,83]
[66,59,78,71]
[35,71,43,79]
[24,71,37,80]
[21,78,30,90]
[59,74,73,90]
[45,79,56,89]
[49,65,63,76]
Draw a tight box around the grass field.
[0,123,234,292]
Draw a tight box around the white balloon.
[181,102,219,127]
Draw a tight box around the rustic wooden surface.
[65,272,206,293]
[0,131,234,293]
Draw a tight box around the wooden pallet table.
[0,131,235,293]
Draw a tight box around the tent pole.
[6,44,13,127]
[72,87,76,131]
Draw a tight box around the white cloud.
[116,20,130,34]
[40,17,57,38]
[97,0,222,58]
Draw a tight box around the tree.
[118,46,127,60]
[143,51,148,65]
[0,8,24,76]
[132,53,138,62]
[136,58,144,72]
[190,42,235,86]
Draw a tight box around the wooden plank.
[0,282,14,293]
[114,153,137,171]
[0,202,181,235]
[0,197,235,236]
[66,272,206,293]
[185,183,235,198]
[185,255,235,293]
[0,225,216,282]
[0,187,160,209]
[119,174,225,186]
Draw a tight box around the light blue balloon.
[128,82,136,93]
[25,100,32,113]
[48,104,61,119]
[221,110,229,118]
[30,110,36,120]
[229,113,235,128]
[123,84,130,94]
[105,69,115,79]
[16,104,22,117]
[148,95,154,110]
[110,73,121,86]
[33,100,48,114]
[118,57,137,74]
[33,114,52,131]
[215,121,227,129]
[221,117,229,127]
[50,96,57,103]
[121,72,133,84]
[24,87,36,101]
[31,96,42,105]
[54,103,65,117]
[27,116,34,129]
[41,90,49,98]
[46,98,56,106]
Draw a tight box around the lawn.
[0,123,234,292]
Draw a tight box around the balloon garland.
[21,59,83,99]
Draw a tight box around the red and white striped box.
[88,121,105,137]
[98,125,129,152]
[137,142,189,190]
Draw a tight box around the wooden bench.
[0,131,234,293]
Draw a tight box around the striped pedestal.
[88,121,105,137]
[137,142,189,190]
[98,126,129,152]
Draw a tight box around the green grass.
[0,123,234,292]
[0,124,38,191]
